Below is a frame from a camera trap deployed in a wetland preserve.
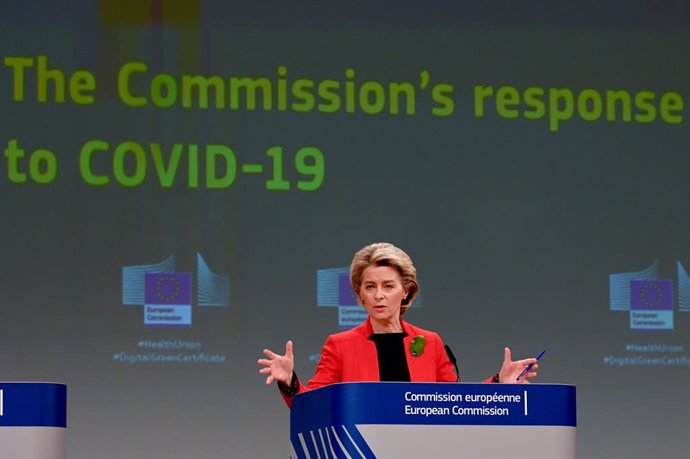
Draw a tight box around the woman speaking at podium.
[258,242,538,407]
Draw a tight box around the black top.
[369,332,411,382]
[279,331,413,398]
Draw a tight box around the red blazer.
[281,319,459,407]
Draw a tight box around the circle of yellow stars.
[155,275,181,302]
[639,282,664,308]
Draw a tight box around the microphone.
[444,345,460,382]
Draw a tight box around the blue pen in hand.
[516,349,545,381]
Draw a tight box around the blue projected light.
[677,261,690,312]
[197,253,231,307]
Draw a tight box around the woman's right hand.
[258,340,294,385]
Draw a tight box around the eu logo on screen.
[144,273,193,326]
[629,280,673,331]
[338,273,358,306]
[145,273,192,305]
[122,251,230,327]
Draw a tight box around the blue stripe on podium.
[0,383,66,427]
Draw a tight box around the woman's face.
[359,265,408,326]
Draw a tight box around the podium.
[0,382,67,459]
[290,382,576,459]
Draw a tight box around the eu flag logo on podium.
[629,280,673,331]
[144,273,192,326]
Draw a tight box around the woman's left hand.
[498,347,538,383]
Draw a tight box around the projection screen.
[1,1,689,458]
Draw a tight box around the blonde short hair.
[350,242,419,314]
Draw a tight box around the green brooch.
[409,335,426,357]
